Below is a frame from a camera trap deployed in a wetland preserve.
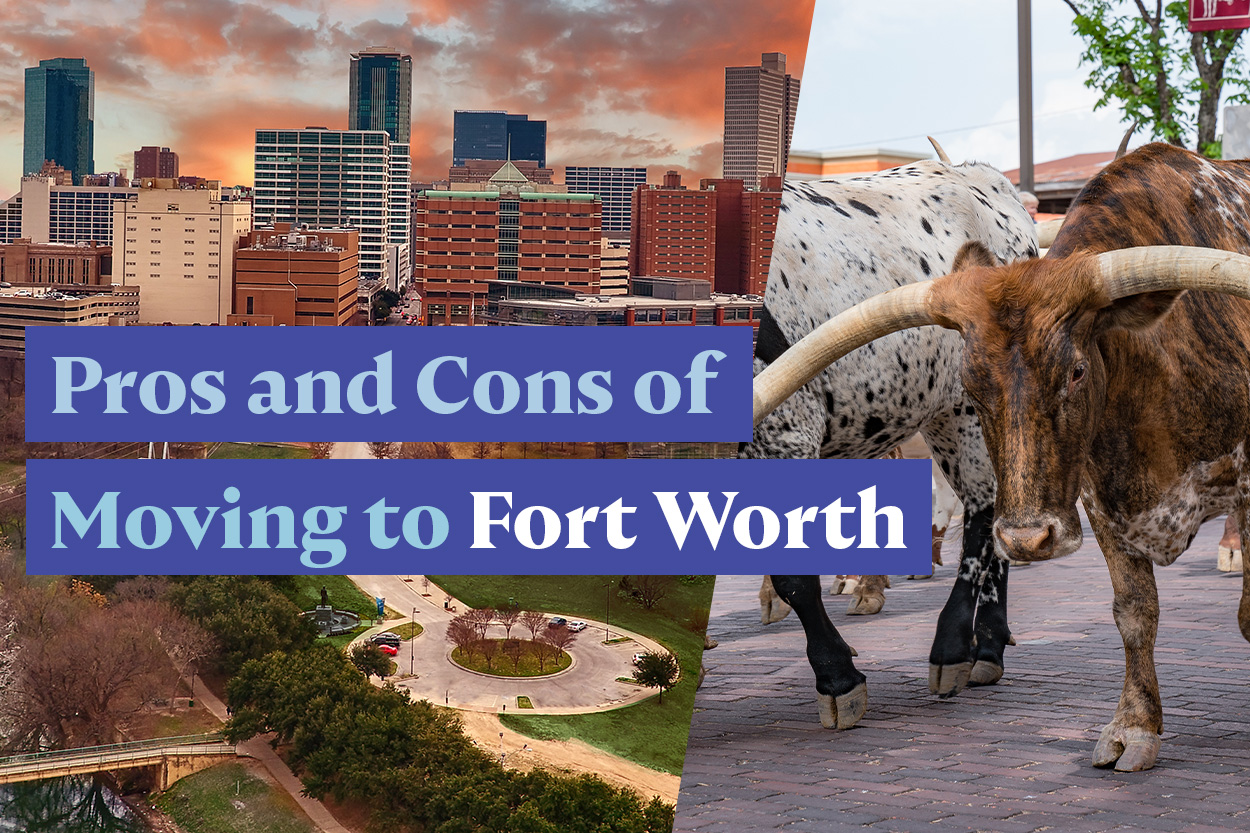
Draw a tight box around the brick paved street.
[676,516,1250,832]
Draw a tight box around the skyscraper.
[722,52,799,190]
[348,47,412,142]
[452,111,547,167]
[564,166,647,238]
[24,58,95,184]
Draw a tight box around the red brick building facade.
[228,224,359,327]
[629,172,780,296]
[414,164,601,326]
[0,239,112,286]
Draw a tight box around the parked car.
[568,621,588,632]
[633,652,648,665]
[370,632,402,647]
[548,616,568,628]
[378,643,399,656]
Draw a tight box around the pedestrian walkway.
[676,516,1250,832]
[193,677,351,833]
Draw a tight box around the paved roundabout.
[348,575,673,714]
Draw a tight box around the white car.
[568,621,588,632]
[633,652,647,665]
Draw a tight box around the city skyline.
[0,0,815,200]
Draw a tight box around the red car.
[378,643,399,657]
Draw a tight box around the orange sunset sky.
[0,0,814,199]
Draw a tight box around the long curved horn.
[1115,122,1137,160]
[928,136,951,164]
[1095,246,1250,301]
[753,281,939,425]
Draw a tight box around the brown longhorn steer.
[753,143,1250,772]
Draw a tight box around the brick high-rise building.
[134,146,179,179]
[229,223,359,327]
[449,159,554,184]
[24,58,94,184]
[630,171,780,295]
[723,52,799,190]
[414,162,601,326]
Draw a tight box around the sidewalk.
[677,516,1250,832]
[192,677,352,833]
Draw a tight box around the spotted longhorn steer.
[752,143,1250,770]
[740,151,1037,728]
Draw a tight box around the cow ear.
[1098,290,1185,331]
[951,241,999,273]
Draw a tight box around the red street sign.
[1190,0,1250,31]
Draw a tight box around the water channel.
[0,776,147,832]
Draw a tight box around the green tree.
[349,642,392,679]
[632,651,680,704]
[169,576,315,675]
[1062,0,1249,156]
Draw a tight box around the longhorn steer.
[740,153,1037,728]
[752,143,1250,770]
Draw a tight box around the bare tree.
[502,638,525,672]
[421,576,431,595]
[542,624,577,662]
[465,608,495,640]
[496,606,520,639]
[472,441,491,459]
[520,610,546,641]
[532,636,556,672]
[494,441,506,459]
[478,637,498,670]
[308,441,335,459]
[367,441,398,460]
[446,616,478,661]
[0,489,26,549]
[635,575,675,611]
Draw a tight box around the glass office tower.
[24,58,95,184]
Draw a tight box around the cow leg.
[922,408,1011,697]
[1237,504,1250,644]
[1220,514,1243,572]
[969,554,1012,686]
[847,574,889,615]
[927,505,993,696]
[1091,530,1162,772]
[759,575,793,624]
[770,574,867,729]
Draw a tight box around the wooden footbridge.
[0,733,244,790]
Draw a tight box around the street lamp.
[604,577,612,641]
[499,731,505,764]
[410,606,417,676]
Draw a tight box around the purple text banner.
[27,459,932,575]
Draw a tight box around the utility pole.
[1018,0,1035,194]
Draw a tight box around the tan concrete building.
[786,148,930,180]
[0,240,112,286]
[113,179,252,325]
[723,52,800,191]
[0,286,139,357]
[228,223,359,327]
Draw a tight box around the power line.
[817,105,1099,152]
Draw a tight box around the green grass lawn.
[209,443,312,460]
[156,762,313,833]
[451,641,571,676]
[289,575,376,620]
[381,621,424,640]
[429,575,715,775]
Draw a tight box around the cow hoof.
[846,594,884,615]
[817,682,868,730]
[968,660,1003,686]
[1093,723,1161,771]
[704,635,718,650]
[831,577,859,596]
[928,661,972,698]
[760,598,792,624]
[1219,545,1235,571]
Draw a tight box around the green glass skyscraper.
[348,47,412,142]
[24,57,94,184]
